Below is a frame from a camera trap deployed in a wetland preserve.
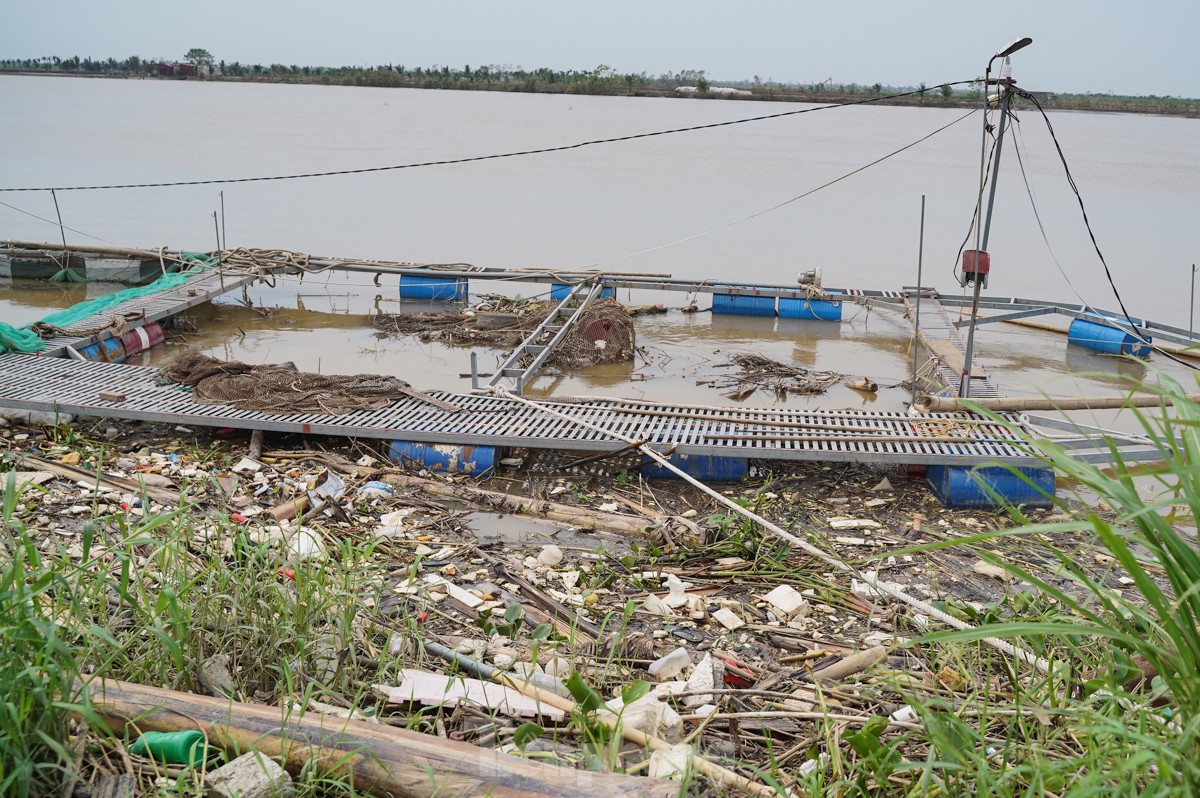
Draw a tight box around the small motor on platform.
[797,268,822,289]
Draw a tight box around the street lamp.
[959,37,1033,398]
[994,37,1033,62]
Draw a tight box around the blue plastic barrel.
[642,453,749,481]
[79,337,126,364]
[398,276,468,302]
[1067,317,1151,357]
[550,283,615,301]
[778,291,843,321]
[388,441,496,476]
[711,287,775,317]
[925,465,1055,509]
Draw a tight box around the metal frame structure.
[477,281,606,395]
[0,353,1050,466]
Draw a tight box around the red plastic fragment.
[722,658,755,688]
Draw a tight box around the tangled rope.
[28,314,128,340]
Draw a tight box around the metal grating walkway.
[902,289,1001,399]
[0,354,1039,466]
[38,267,257,356]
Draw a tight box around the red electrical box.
[961,249,990,288]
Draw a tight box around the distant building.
[155,62,197,78]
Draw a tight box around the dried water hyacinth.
[372,296,635,368]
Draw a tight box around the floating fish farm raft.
[0,243,1184,509]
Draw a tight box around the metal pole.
[911,194,926,407]
[219,190,227,250]
[49,189,73,278]
[960,82,1013,398]
[212,211,224,291]
[961,66,992,399]
[980,89,1013,251]
[1191,263,1196,338]
[50,189,69,251]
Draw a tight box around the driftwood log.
[84,677,677,798]
[379,473,667,539]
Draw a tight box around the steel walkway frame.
[900,288,1002,399]
[0,354,1046,466]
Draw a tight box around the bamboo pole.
[2,240,177,261]
[920,392,1200,413]
[2,241,669,278]
[84,677,676,798]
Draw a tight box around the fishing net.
[36,260,208,330]
[160,353,415,415]
[0,321,46,354]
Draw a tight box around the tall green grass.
[840,377,1200,796]
[0,474,95,797]
[0,473,389,796]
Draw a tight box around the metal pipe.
[961,84,1014,398]
[212,212,224,291]
[980,89,1013,252]
[1191,263,1196,337]
[911,195,926,407]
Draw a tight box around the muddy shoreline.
[2,407,1135,793]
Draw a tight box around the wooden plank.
[86,677,673,798]
[921,336,989,378]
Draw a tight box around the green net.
[0,255,217,354]
[38,264,207,328]
[0,321,46,354]
[49,267,88,283]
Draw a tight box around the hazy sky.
[7,1,1198,98]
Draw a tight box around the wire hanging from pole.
[0,82,978,193]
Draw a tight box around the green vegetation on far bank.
[2,52,1197,118]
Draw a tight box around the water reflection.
[1063,346,1148,387]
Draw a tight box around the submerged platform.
[37,267,256,357]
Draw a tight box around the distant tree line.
[1,53,1195,116]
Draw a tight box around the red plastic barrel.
[120,322,165,357]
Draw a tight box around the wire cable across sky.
[0,82,975,193]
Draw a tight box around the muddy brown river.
[2,75,1197,435]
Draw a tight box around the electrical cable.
[0,198,131,248]
[1009,114,1089,307]
[951,132,996,285]
[0,82,976,193]
[1013,87,1198,371]
[3,103,978,287]
[579,107,978,270]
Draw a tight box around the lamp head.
[994,37,1033,59]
